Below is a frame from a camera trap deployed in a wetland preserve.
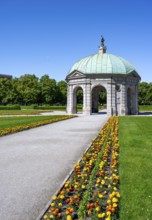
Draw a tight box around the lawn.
[0,109,52,115]
[0,115,69,130]
[0,105,66,115]
[139,105,152,112]
[119,117,152,220]
[0,115,76,137]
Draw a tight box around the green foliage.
[0,104,21,110]
[56,80,67,105]
[119,117,152,220]
[138,82,152,105]
[0,74,67,106]
[33,105,66,110]
[77,89,83,104]
[139,105,152,111]
[99,91,106,104]
[0,77,12,104]
[39,75,57,104]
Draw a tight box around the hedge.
[0,105,21,110]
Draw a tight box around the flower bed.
[0,116,76,137]
[41,116,120,220]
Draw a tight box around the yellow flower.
[88,209,92,215]
[98,213,105,218]
[106,211,111,216]
[116,192,120,198]
[49,215,54,219]
[101,180,105,185]
[113,203,117,207]
[81,185,86,189]
[98,193,103,198]
[58,202,62,207]
[67,215,72,220]
[112,197,118,203]
[107,199,111,204]
[74,185,78,189]
[60,195,65,199]
[52,196,57,200]
[112,192,116,196]
[97,178,100,183]
[50,202,55,207]
[95,206,100,212]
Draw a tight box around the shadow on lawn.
[138,111,152,115]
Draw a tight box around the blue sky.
[0,0,152,82]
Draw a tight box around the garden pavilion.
[66,37,141,116]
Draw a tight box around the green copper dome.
[69,53,137,75]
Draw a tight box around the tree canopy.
[0,74,151,106]
[0,74,67,105]
[138,82,152,105]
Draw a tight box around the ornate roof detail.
[98,35,107,54]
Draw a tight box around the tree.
[39,75,57,105]
[0,78,12,104]
[56,80,67,105]
[99,91,107,105]
[146,83,152,105]
[17,74,40,105]
[138,82,151,105]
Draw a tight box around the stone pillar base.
[120,108,128,116]
[83,107,91,115]
[66,107,76,115]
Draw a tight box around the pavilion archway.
[73,86,84,114]
[91,85,107,114]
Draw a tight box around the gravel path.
[0,114,109,220]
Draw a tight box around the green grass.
[0,115,67,130]
[119,117,152,220]
[139,105,152,111]
[0,110,53,115]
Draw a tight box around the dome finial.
[99,35,107,54]
[101,35,105,47]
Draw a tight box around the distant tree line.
[0,74,151,106]
[0,74,67,105]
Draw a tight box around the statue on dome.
[101,35,105,47]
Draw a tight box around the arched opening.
[127,87,132,115]
[73,86,83,113]
[91,85,107,114]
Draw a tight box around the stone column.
[83,83,91,115]
[111,83,117,115]
[107,79,116,116]
[107,82,111,116]
[120,83,127,115]
[66,84,74,114]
